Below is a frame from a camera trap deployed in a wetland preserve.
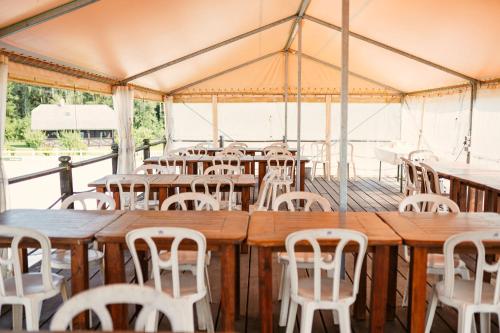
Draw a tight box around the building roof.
[31,104,117,131]
[1,0,499,100]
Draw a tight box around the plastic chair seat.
[427,254,465,270]
[145,273,204,302]
[296,277,354,303]
[3,273,64,298]
[159,250,211,267]
[278,252,333,264]
[435,279,496,306]
[50,249,104,270]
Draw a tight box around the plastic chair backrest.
[158,153,187,174]
[264,146,292,157]
[399,193,459,213]
[420,162,441,195]
[50,284,194,332]
[61,192,116,210]
[203,164,241,175]
[408,149,439,162]
[273,191,331,212]
[126,227,207,301]
[443,231,500,305]
[254,170,278,211]
[160,192,220,211]
[105,175,150,210]
[227,142,247,154]
[134,164,169,175]
[212,154,241,168]
[267,154,295,180]
[191,175,235,210]
[401,157,419,194]
[286,229,367,302]
[0,226,54,297]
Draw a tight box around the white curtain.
[0,56,8,212]
[113,86,135,173]
[163,95,174,154]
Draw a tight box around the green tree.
[133,99,164,145]
[58,131,87,150]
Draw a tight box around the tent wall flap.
[0,55,8,211]
[113,86,135,173]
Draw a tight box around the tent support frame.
[466,82,477,164]
[339,0,349,212]
[284,0,311,50]
[295,19,303,191]
[284,51,289,142]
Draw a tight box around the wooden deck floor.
[0,177,497,332]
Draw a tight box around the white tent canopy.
[0,0,498,99]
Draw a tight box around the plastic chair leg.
[424,292,438,333]
[285,301,298,333]
[279,266,291,326]
[299,303,315,333]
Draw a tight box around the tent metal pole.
[339,0,349,212]
[284,52,289,142]
[0,0,99,39]
[417,97,426,149]
[122,15,296,83]
[295,20,303,191]
[466,82,477,164]
[304,15,478,83]
[168,51,280,95]
[284,0,311,50]
[325,95,332,181]
[211,95,219,147]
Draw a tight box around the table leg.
[244,161,251,174]
[258,161,266,187]
[369,245,389,333]
[241,187,250,211]
[258,247,273,333]
[408,247,428,333]
[104,243,127,329]
[158,187,168,208]
[71,243,89,329]
[112,191,121,210]
[220,244,237,331]
[354,254,367,320]
[378,161,382,181]
[20,248,29,273]
[300,161,305,191]
[386,246,398,321]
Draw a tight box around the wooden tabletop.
[95,210,249,244]
[378,211,500,247]
[247,211,402,247]
[168,174,256,187]
[88,174,159,188]
[0,209,124,245]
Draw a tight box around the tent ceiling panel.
[293,20,467,92]
[0,0,70,28]
[1,0,300,81]
[130,22,291,93]
[308,0,500,81]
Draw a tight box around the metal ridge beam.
[121,15,296,84]
[0,0,99,39]
[168,51,282,95]
[299,52,404,93]
[304,14,479,83]
[283,0,311,51]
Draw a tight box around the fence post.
[219,135,224,148]
[58,156,73,207]
[111,143,119,174]
[143,138,151,160]
[162,135,167,153]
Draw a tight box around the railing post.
[143,138,151,160]
[111,143,119,174]
[162,135,167,153]
[219,135,224,148]
[58,156,73,207]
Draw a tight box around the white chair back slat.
[267,155,295,181]
[50,284,194,332]
[443,231,500,305]
[399,193,459,213]
[0,226,54,297]
[273,191,331,212]
[285,229,367,302]
[212,154,241,169]
[126,227,207,299]
[191,175,235,210]
[401,157,420,196]
[160,192,220,211]
[203,164,241,176]
[158,152,187,174]
[60,192,116,210]
[105,175,150,210]
[254,170,278,211]
[420,162,442,195]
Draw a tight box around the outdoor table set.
[1,207,499,332]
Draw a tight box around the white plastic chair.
[267,155,295,203]
[53,192,115,281]
[249,170,278,213]
[159,151,188,174]
[126,227,213,332]
[332,142,356,179]
[203,164,241,176]
[274,191,332,326]
[217,148,244,157]
[191,175,236,211]
[310,141,329,179]
[285,229,368,333]
[212,154,241,170]
[160,192,220,211]
[134,164,169,175]
[420,162,443,195]
[401,157,420,197]
[50,284,193,332]
[425,231,500,333]
[264,146,293,157]
[399,194,470,307]
[105,175,150,210]
[227,142,247,154]
[0,226,68,331]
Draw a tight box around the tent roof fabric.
[31,104,117,130]
[1,0,499,99]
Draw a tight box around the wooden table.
[378,211,500,332]
[0,209,123,329]
[254,156,309,192]
[424,161,500,212]
[247,211,402,333]
[95,210,249,331]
